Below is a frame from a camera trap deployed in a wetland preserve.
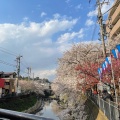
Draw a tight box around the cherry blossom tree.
[52,43,104,93]
[19,80,44,96]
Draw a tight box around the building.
[3,78,17,95]
[0,72,17,78]
[0,78,5,98]
[0,72,17,97]
[106,0,120,41]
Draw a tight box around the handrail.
[0,108,54,120]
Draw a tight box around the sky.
[0,0,114,81]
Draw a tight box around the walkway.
[96,110,108,120]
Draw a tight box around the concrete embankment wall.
[23,99,43,114]
[85,99,108,120]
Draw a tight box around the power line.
[0,47,30,70]
[0,49,16,56]
[21,62,28,70]
[21,57,30,67]
[88,1,98,41]
[21,61,29,68]
[20,69,28,74]
[0,59,16,67]
[0,47,17,56]
[0,46,31,75]
[103,0,120,15]
[91,18,98,41]
[0,47,31,79]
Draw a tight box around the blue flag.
[111,49,118,59]
[98,68,101,74]
[116,44,120,52]
[101,62,106,71]
[105,57,111,64]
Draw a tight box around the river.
[36,100,61,120]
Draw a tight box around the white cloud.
[57,43,72,53]
[41,12,47,17]
[53,13,61,19]
[85,19,94,26]
[0,16,79,80]
[101,0,114,14]
[87,0,114,17]
[38,19,78,37]
[23,17,29,21]
[75,4,82,10]
[65,0,70,3]
[34,69,56,80]
[87,8,97,17]
[57,29,84,44]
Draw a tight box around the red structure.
[0,78,5,88]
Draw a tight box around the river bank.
[0,94,37,112]
[23,99,44,114]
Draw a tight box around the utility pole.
[27,67,31,80]
[33,73,34,80]
[97,0,118,104]
[97,0,107,58]
[16,55,22,87]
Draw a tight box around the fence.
[88,94,120,120]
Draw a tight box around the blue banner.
[111,49,118,59]
[116,44,120,52]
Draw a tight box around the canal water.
[36,100,61,120]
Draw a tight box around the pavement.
[96,110,108,120]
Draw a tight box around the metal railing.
[0,108,54,120]
[88,94,120,120]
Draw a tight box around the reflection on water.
[36,100,61,120]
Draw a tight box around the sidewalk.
[96,110,108,120]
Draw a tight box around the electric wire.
[103,0,120,15]
[90,0,98,41]
[0,59,16,67]
[0,47,17,57]
[21,61,29,68]
[91,18,98,41]
[21,57,30,68]
[0,49,17,56]
[0,46,30,73]
[91,0,118,42]
[20,69,28,74]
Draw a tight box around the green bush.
[0,95,37,112]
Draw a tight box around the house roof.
[0,72,17,76]
[3,72,17,75]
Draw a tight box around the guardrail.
[0,108,54,120]
[88,94,120,120]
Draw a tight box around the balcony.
[111,4,120,25]
[110,19,120,38]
